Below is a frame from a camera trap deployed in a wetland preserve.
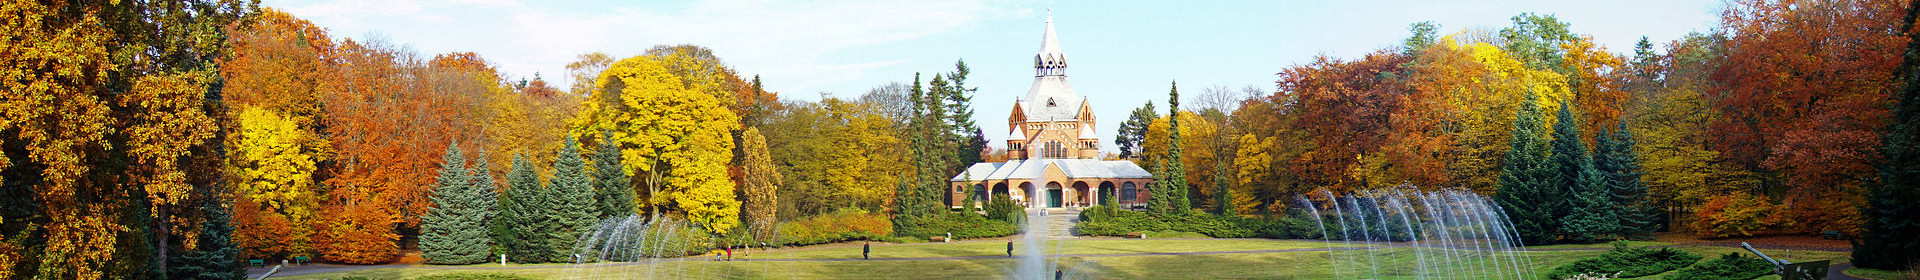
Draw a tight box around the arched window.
[1043,141,1065,158]
[972,184,987,201]
[1121,182,1138,202]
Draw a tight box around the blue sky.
[265,0,1725,152]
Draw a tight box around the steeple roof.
[1022,11,1082,121]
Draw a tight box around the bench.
[1820,230,1845,240]
[1125,232,1146,239]
[930,236,948,242]
[247,259,264,267]
[294,256,309,265]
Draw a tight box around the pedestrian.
[862,242,871,260]
[1006,241,1014,257]
[724,246,734,261]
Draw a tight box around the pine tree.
[1147,159,1174,215]
[1598,123,1657,239]
[593,133,633,219]
[1496,94,1560,245]
[1165,81,1192,213]
[421,143,493,264]
[1856,0,1920,269]
[498,154,553,263]
[547,137,597,263]
[1552,103,1614,243]
[1117,101,1157,159]
[472,150,502,260]
[942,60,985,167]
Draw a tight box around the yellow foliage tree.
[1431,39,1571,194]
[575,54,742,233]
[230,106,319,234]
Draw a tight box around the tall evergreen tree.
[1116,101,1157,159]
[1212,163,1235,216]
[1552,103,1614,243]
[942,60,985,167]
[1166,81,1192,213]
[497,154,552,263]
[421,144,493,264]
[1597,123,1657,239]
[471,150,502,259]
[167,186,242,279]
[1856,0,1920,269]
[593,133,634,219]
[1147,159,1175,215]
[1496,94,1560,245]
[546,137,596,262]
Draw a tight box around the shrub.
[773,208,892,247]
[1661,253,1773,280]
[1691,193,1793,238]
[1547,241,1702,279]
[894,212,1017,239]
[1076,206,1303,238]
[985,194,1021,222]
[411,273,538,280]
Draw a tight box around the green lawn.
[271,239,1857,280]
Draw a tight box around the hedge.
[1075,206,1314,239]
[1547,242,1702,279]
[894,212,1018,239]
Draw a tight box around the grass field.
[271,238,1860,280]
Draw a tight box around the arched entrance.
[1017,182,1035,207]
[971,184,987,202]
[1045,182,1063,208]
[1098,181,1116,206]
[1121,182,1139,203]
[1071,181,1091,206]
[992,182,1009,201]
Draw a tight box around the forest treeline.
[4,0,1920,278]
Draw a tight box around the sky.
[264,0,1727,153]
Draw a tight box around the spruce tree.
[498,154,553,263]
[168,187,242,279]
[422,144,493,264]
[1147,159,1174,215]
[471,150,502,259]
[1857,1,1920,269]
[1165,81,1191,213]
[1551,103,1614,243]
[1495,94,1559,245]
[547,137,597,263]
[1213,163,1236,216]
[593,133,634,219]
[1598,123,1657,239]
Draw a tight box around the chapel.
[948,14,1153,209]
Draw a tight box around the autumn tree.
[228,107,317,258]
[764,95,910,216]
[739,128,781,238]
[574,46,742,233]
[1709,0,1905,234]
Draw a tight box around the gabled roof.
[950,159,1153,181]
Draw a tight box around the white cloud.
[266,0,1029,96]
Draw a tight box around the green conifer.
[593,133,634,219]
[1551,103,1614,243]
[1165,81,1191,213]
[498,154,552,263]
[547,137,597,262]
[1598,124,1657,239]
[1496,94,1560,245]
[1857,4,1920,268]
[422,143,493,264]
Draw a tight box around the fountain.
[1296,187,1537,280]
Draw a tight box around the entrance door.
[1047,189,1063,208]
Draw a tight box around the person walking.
[862,242,871,260]
[1006,241,1014,257]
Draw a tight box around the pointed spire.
[1036,9,1066,76]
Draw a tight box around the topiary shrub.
[893,212,1018,239]
[773,208,892,247]
[1661,252,1773,280]
[1547,241,1702,279]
